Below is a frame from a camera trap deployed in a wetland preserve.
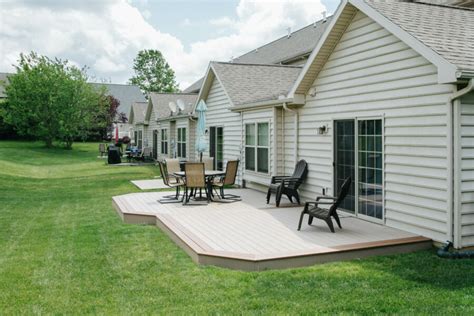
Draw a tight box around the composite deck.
[113,189,431,271]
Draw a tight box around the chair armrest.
[315,196,338,201]
[271,175,290,183]
[305,201,334,206]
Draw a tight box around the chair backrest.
[142,147,152,158]
[289,159,308,189]
[158,160,170,187]
[223,160,239,185]
[202,157,214,170]
[165,158,181,174]
[184,163,206,188]
[99,143,106,153]
[329,176,352,216]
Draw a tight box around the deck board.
[113,189,432,270]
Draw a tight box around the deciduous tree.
[129,49,179,94]
[3,52,105,149]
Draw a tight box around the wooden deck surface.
[113,189,431,270]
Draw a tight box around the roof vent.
[287,27,291,38]
[322,11,327,23]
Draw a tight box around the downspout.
[272,107,278,176]
[283,102,298,165]
[446,78,474,250]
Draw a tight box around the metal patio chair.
[157,160,184,204]
[183,163,209,205]
[212,160,240,202]
[297,176,352,233]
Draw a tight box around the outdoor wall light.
[317,125,328,135]
[309,87,317,97]
[205,129,209,135]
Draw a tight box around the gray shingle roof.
[130,102,148,124]
[211,62,302,106]
[90,83,146,117]
[149,92,198,120]
[366,0,474,72]
[233,17,333,65]
[182,17,332,93]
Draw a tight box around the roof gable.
[148,92,198,121]
[290,0,462,96]
[129,102,148,124]
[196,62,302,110]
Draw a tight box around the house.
[195,0,474,248]
[128,101,148,148]
[90,83,146,139]
[196,62,303,182]
[0,72,11,101]
[145,92,198,159]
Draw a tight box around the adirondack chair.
[297,176,352,233]
[266,159,308,207]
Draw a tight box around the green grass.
[0,140,473,314]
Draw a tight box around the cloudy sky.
[0,0,340,90]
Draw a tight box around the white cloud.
[0,0,326,89]
[180,18,192,27]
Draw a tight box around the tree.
[92,95,128,140]
[129,49,179,94]
[3,52,106,149]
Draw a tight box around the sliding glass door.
[209,126,223,170]
[334,118,384,221]
[334,120,356,213]
[357,119,383,220]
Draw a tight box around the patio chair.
[212,160,240,201]
[266,159,308,207]
[99,143,107,157]
[157,160,184,203]
[297,176,352,233]
[183,163,209,205]
[202,156,214,170]
[165,158,181,181]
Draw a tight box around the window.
[210,127,224,170]
[177,127,186,158]
[161,129,168,155]
[245,122,269,173]
[137,130,143,149]
[134,131,138,146]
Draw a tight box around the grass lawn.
[0,140,473,314]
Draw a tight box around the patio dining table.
[174,170,226,201]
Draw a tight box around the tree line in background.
[0,49,179,149]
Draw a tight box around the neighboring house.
[182,16,333,94]
[145,93,198,160]
[128,102,148,149]
[196,62,302,183]
[0,72,11,101]
[90,83,146,139]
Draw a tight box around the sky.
[0,0,341,90]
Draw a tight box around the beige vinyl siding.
[301,11,453,242]
[242,108,274,185]
[460,92,474,247]
[188,119,196,162]
[204,77,243,184]
[275,108,284,175]
[147,110,158,155]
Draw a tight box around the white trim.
[289,0,459,97]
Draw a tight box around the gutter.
[231,98,294,112]
[448,78,474,248]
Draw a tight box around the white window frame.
[137,130,143,149]
[177,127,186,158]
[245,121,270,174]
[161,129,168,155]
